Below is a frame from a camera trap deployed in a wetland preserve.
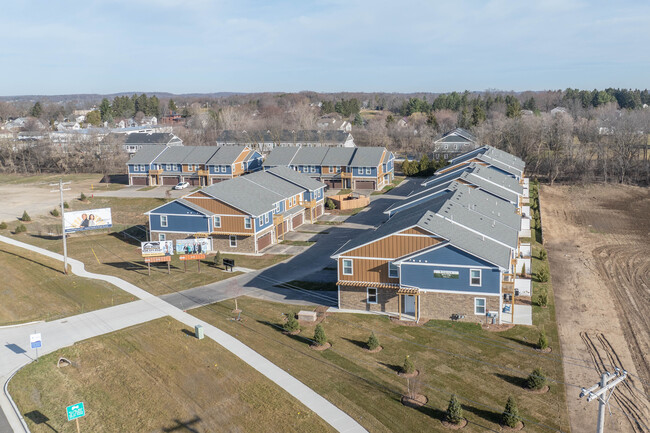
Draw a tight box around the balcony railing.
[197,169,209,176]
[341,171,353,178]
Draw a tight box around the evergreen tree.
[0,222,7,230]
[418,155,430,175]
[284,312,300,333]
[402,355,414,374]
[99,98,112,121]
[21,210,31,222]
[147,95,160,117]
[526,367,547,390]
[135,93,148,115]
[502,396,520,428]
[353,112,364,126]
[367,332,380,350]
[506,99,522,118]
[30,101,43,118]
[426,112,438,130]
[321,100,335,114]
[168,99,178,113]
[213,251,222,266]
[538,330,548,350]
[471,105,486,126]
[445,394,463,424]
[314,324,327,346]
[457,107,470,129]
[385,114,395,127]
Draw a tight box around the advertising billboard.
[141,241,175,257]
[176,238,212,255]
[64,208,112,232]
[433,270,459,279]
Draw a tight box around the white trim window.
[244,216,252,229]
[365,167,371,175]
[274,202,281,214]
[158,233,166,241]
[367,287,378,304]
[474,297,486,315]
[187,164,194,171]
[329,166,334,172]
[258,216,263,226]
[292,196,296,206]
[342,259,353,275]
[470,269,482,286]
[336,166,341,173]
[166,164,171,171]
[389,262,399,278]
[160,215,168,227]
[213,216,221,228]
[140,165,146,171]
[310,166,315,173]
[229,235,237,248]
[265,213,269,224]
[133,165,139,172]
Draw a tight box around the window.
[213,216,221,228]
[367,287,377,304]
[158,233,166,241]
[470,269,482,286]
[329,166,334,172]
[140,165,145,171]
[244,217,252,229]
[365,167,371,175]
[389,263,399,278]
[336,166,341,173]
[187,164,194,171]
[474,298,486,315]
[160,215,168,227]
[229,235,237,247]
[342,259,353,275]
[258,216,263,226]
[133,165,139,172]
[274,202,281,214]
[166,164,171,171]
[310,166,315,173]
[265,213,269,224]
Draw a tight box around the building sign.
[175,238,211,255]
[30,333,42,349]
[144,256,172,263]
[64,208,112,232]
[179,254,206,261]
[433,270,459,279]
[66,402,85,421]
[141,241,174,257]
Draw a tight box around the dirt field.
[541,184,650,433]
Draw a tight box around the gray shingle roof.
[267,166,326,191]
[153,147,195,164]
[127,145,168,164]
[291,147,330,165]
[242,171,304,197]
[176,198,216,216]
[218,130,350,144]
[466,163,523,194]
[125,132,178,145]
[263,147,300,166]
[446,184,521,232]
[183,146,222,164]
[349,147,385,167]
[321,148,356,166]
[206,145,249,165]
[200,176,285,216]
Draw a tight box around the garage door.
[257,232,272,251]
[187,177,201,186]
[314,204,323,218]
[131,176,147,186]
[355,180,375,190]
[162,176,179,186]
[325,179,342,189]
[292,213,303,229]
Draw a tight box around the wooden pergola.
[397,287,421,322]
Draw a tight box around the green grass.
[280,240,316,246]
[275,280,337,291]
[191,297,570,433]
[0,243,132,326]
[9,318,333,433]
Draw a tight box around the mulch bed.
[309,342,331,351]
[501,421,525,431]
[535,347,552,353]
[401,394,427,408]
[390,317,430,327]
[398,369,420,379]
[526,385,550,394]
[363,346,383,353]
[441,418,468,430]
[482,324,515,332]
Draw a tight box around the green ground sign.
[66,402,85,421]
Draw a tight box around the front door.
[403,295,415,315]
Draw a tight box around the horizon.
[2,1,649,95]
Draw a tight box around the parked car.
[174,181,189,190]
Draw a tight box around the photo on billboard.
[64,208,112,232]
[176,238,212,255]
[141,241,175,257]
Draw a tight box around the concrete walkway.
[0,235,366,433]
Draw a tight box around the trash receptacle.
[195,324,204,340]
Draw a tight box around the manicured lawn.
[9,318,333,433]
[191,296,570,433]
[0,243,132,326]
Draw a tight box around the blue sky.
[1,0,649,95]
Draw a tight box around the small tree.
[63,201,70,209]
[446,394,463,425]
[502,396,520,428]
[314,324,327,346]
[402,355,415,374]
[539,248,547,261]
[213,251,222,266]
[51,208,60,217]
[80,192,87,201]
[326,198,336,210]
[14,223,27,234]
[21,211,31,222]
[367,332,380,350]
[520,263,527,278]
[0,222,7,230]
[526,367,547,390]
[537,288,548,307]
[283,312,300,333]
[537,267,549,282]
[538,329,548,350]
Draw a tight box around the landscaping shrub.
[526,367,547,390]
[539,248,547,261]
[63,201,69,209]
[0,221,7,230]
[283,312,300,333]
[537,288,548,307]
[537,267,549,282]
[50,208,60,217]
[213,251,222,266]
[367,332,380,350]
[325,198,336,210]
[21,211,31,222]
[14,224,27,234]
[538,330,548,350]
[502,396,520,428]
[520,263,526,277]
[314,324,327,346]
[445,394,463,424]
[80,192,87,201]
[402,355,415,374]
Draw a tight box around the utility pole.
[579,368,628,433]
[50,179,71,274]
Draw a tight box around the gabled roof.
[435,128,477,144]
[124,132,179,145]
[217,129,351,144]
[350,147,385,167]
[321,148,356,166]
[176,198,216,216]
[263,146,387,168]
[153,147,195,164]
[263,147,300,166]
[266,166,326,191]
[199,176,285,216]
[206,145,249,165]
[183,146,223,164]
[465,164,523,194]
[128,145,168,164]
[291,147,330,165]
[242,171,304,197]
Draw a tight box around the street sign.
[179,254,206,261]
[144,256,172,263]
[30,333,42,349]
[66,402,85,421]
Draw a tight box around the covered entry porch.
[397,287,421,322]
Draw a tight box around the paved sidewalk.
[0,235,366,433]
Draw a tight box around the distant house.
[217,130,356,152]
[263,146,394,191]
[56,122,81,131]
[141,116,157,126]
[317,115,352,132]
[432,128,479,160]
[123,132,182,154]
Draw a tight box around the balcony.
[197,169,209,176]
[300,199,317,208]
[149,169,163,175]
[341,171,353,178]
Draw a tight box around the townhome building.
[145,167,325,253]
[123,132,183,154]
[432,127,480,160]
[263,146,394,191]
[127,145,263,187]
[217,129,356,152]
